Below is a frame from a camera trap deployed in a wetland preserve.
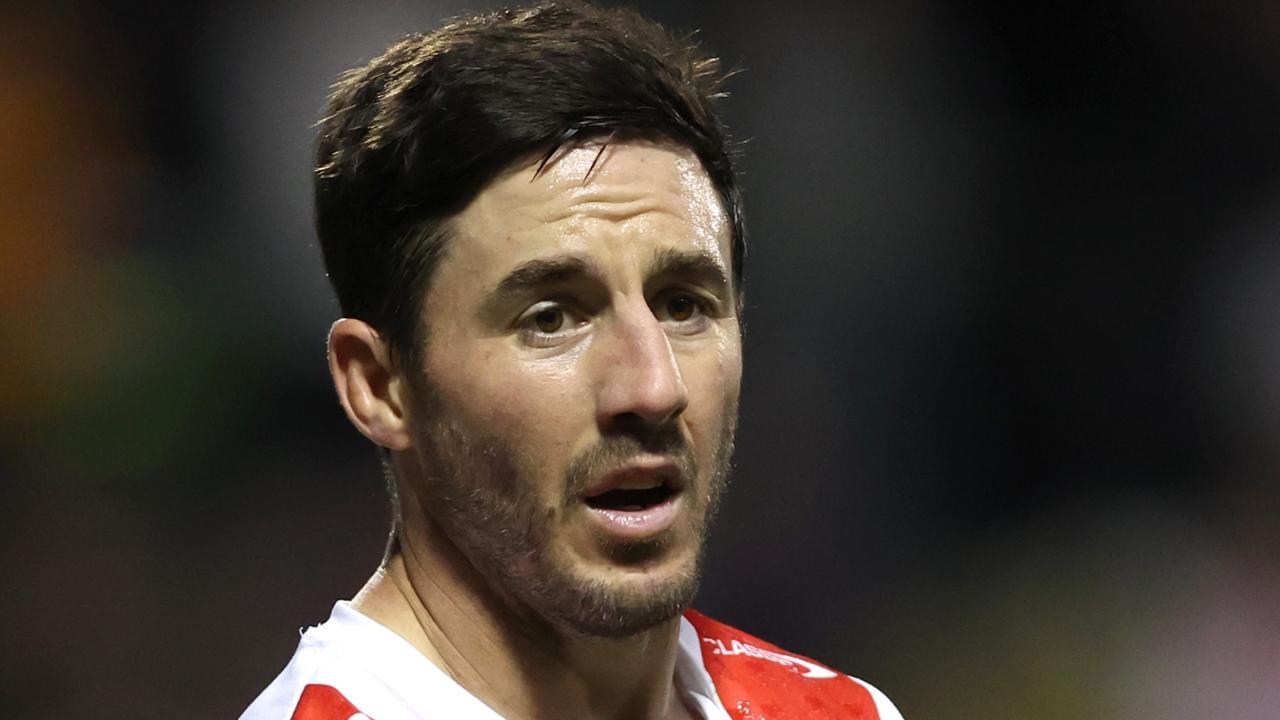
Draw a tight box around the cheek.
[721,337,743,393]
[435,346,587,457]
[711,327,743,399]
[684,335,742,429]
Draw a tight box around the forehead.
[444,141,731,281]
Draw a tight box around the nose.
[595,301,690,431]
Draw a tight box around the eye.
[656,291,711,334]
[534,307,565,333]
[666,294,698,322]
[516,301,587,348]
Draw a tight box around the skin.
[327,141,743,720]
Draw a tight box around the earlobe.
[327,319,414,451]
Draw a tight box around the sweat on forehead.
[484,143,724,225]
[448,143,732,284]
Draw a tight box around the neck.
[352,509,694,720]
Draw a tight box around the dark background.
[3,1,1279,718]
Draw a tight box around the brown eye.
[534,308,565,333]
[667,295,697,322]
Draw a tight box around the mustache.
[563,425,696,499]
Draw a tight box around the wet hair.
[315,0,744,369]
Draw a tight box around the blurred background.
[3,0,1279,717]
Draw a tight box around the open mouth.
[583,482,677,512]
[580,465,685,540]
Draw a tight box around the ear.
[327,318,414,451]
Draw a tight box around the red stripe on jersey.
[290,684,370,720]
[684,609,879,719]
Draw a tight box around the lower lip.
[584,493,683,540]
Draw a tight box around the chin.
[532,543,703,639]
[555,575,699,639]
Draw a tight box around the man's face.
[404,141,742,637]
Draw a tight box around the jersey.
[241,602,904,720]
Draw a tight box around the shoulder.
[240,602,502,720]
[240,638,358,720]
[243,682,369,720]
[683,609,905,720]
[240,637,381,720]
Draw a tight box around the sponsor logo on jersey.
[701,636,839,679]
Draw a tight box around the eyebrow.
[647,247,731,298]
[485,247,732,311]
[490,256,598,300]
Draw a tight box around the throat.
[371,546,691,720]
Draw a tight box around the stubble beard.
[409,392,738,639]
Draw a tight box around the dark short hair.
[314,1,744,367]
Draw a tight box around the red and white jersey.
[241,602,903,720]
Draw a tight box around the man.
[243,3,903,718]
